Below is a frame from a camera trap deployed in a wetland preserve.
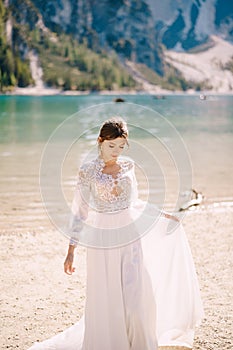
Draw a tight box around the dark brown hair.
[98,117,128,144]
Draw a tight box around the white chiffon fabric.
[28,156,204,350]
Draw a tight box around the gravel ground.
[1,208,232,349]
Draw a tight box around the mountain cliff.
[147,0,233,51]
[26,0,233,59]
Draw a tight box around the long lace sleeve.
[68,163,92,246]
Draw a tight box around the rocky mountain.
[1,0,233,92]
[25,0,233,59]
[147,0,233,51]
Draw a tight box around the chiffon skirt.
[28,202,204,350]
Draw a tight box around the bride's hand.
[64,252,76,275]
[171,215,180,222]
[164,213,180,222]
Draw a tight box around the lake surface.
[0,94,232,234]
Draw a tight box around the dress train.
[28,216,203,350]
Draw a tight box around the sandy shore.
[1,206,232,349]
[4,87,233,96]
[4,86,170,96]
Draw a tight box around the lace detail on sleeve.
[78,162,93,186]
[68,162,93,246]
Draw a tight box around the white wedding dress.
[28,156,204,350]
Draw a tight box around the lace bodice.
[79,156,137,212]
[68,156,138,244]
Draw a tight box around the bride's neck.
[104,158,117,166]
[100,155,118,166]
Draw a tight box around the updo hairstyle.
[98,117,129,146]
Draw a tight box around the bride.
[29,117,204,349]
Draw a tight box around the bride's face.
[100,137,127,162]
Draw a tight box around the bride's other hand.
[64,245,76,275]
[171,215,180,222]
[164,213,180,222]
[64,253,75,275]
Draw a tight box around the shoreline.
[1,86,233,97]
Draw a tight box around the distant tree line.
[30,29,136,91]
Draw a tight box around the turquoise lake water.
[0,94,232,142]
[0,94,232,233]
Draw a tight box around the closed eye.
[109,144,125,149]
